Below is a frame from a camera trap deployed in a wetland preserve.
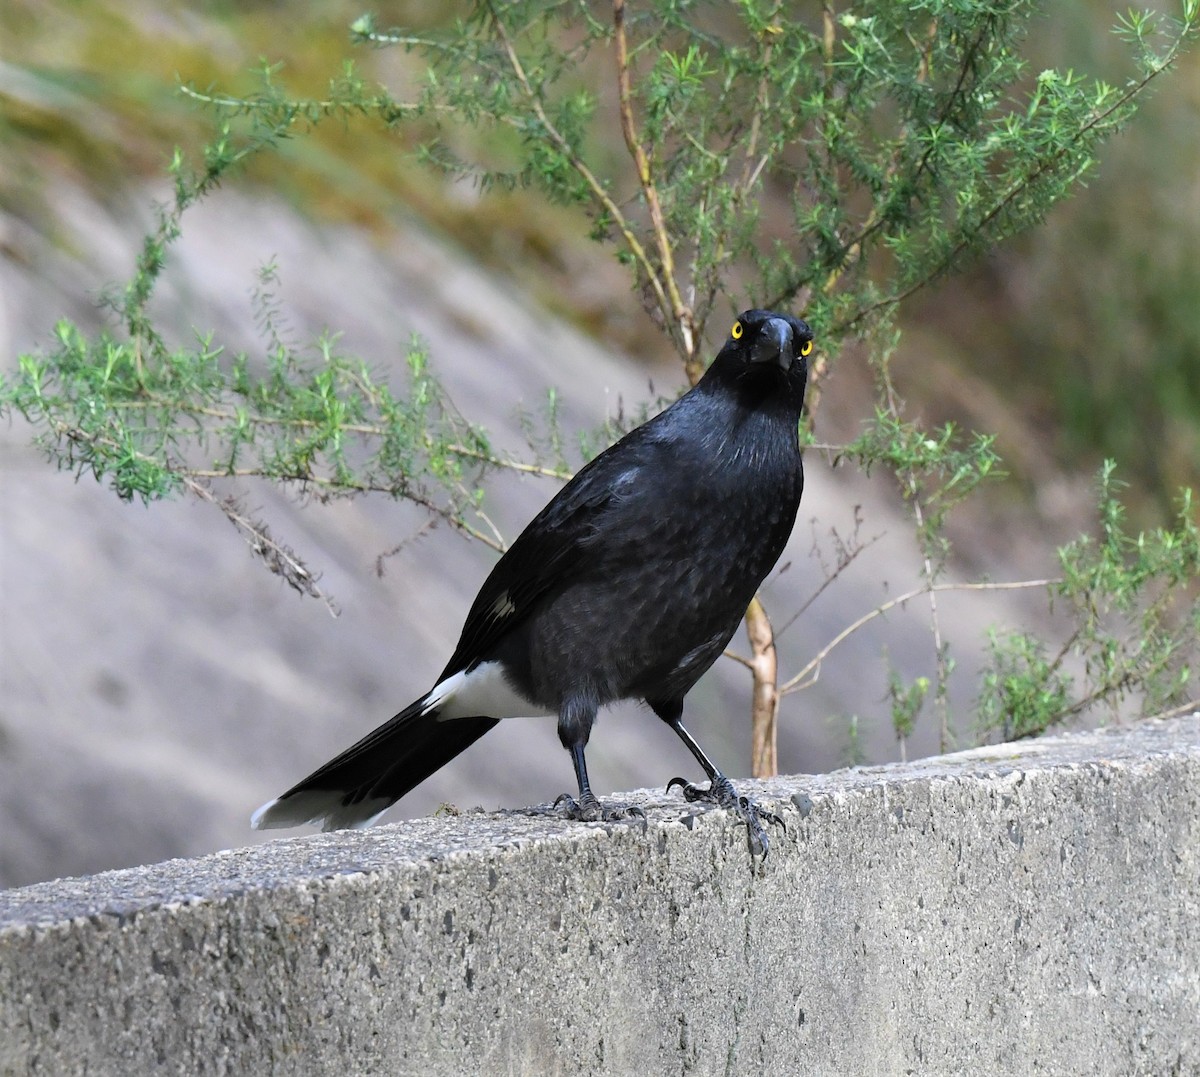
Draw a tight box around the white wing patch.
[489,591,517,620]
[428,661,552,721]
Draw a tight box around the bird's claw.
[554,792,647,828]
[665,776,710,804]
[666,775,784,858]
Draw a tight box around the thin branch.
[775,526,882,640]
[1050,670,1139,726]
[181,475,339,614]
[446,444,571,480]
[721,648,755,670]
[910,493,951,748]
[49,418,507,553]
[182,83,510,130]
[482,0,676,349]
[471,505,508,552]
[116,395,573,480]
[187,467,506,552]
[1143,698,1200,723]
[612,0,695,365]
[780,578,1061,695]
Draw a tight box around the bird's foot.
[554,792,646,826]
[666,775,784,858]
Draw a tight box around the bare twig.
[376,516,439,576]
[180,475,339,615]
[1143,698,1200,723]
[780,578,1061,696]
[775,511,882,639]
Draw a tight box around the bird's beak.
[750,316,795,370]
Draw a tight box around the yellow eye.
[731,321,744,340]
[800,339,814,357]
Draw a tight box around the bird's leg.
[554,695,643,824]
[657,705,784,858]
[554,741,604,820]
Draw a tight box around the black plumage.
[253,309,813,854]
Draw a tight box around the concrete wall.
[2,717,1198,1076]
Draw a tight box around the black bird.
[253,309,813,855]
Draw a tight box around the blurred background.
[1,0,1197,888]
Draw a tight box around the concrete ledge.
[3,718,1199,1076]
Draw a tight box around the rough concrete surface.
[2,717,1198,1076]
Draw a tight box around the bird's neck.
[695,366,807,426]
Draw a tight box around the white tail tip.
[251,791,391,832]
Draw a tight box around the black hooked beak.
[749,316,795,370]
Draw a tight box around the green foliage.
[834,713,869,768]
[1,258,553,564]
[346,1,1197,358]
[979,628,1073,740]
[142,0,1186,370]
[1054,463,1200,710]
[840,407,1002,561]
[3,0,1199,757]
[886,664,930,760]
[979,461,1200,739]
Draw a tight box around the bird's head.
[703,309,814,410]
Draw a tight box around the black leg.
[554,692,643,824]
[650,698,784,859]
[562,740,602,817]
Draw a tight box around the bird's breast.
[523,425,801,700]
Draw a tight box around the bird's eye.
[800,339,814,357]
[731,321,744,340]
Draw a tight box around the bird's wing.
[439,437,651,677]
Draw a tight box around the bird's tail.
[251,691,499,832]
